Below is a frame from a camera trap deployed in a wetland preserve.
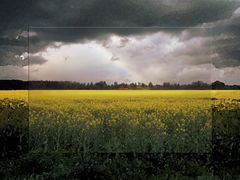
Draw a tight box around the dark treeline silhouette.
[0,80,239,90]
[0,80,28,90]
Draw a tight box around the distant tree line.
[0,80,239,90]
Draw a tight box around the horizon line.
[1,79,239,86]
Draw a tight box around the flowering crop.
[1,90,239,153]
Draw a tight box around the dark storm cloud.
[0,45,27,66]
[211,11,240,68]
[178,7,240,68]
[30,0,238,27]
[0,0,240,68]
[28,0,239,44]
[212,35,240,68]
[29,55,48,65]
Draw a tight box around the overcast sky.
[0,0,240,84]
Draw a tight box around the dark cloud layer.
[0,0,240,71]
[28,0,238,27]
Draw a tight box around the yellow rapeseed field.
[0,90,239,153]
[0,90,28,101]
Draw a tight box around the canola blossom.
[1,90,239,153]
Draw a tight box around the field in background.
[0,90,28,101]
[1,90,239,178]
[28,90,213,153]
[1,89,239,100]
[1,90,239,152]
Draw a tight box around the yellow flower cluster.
[0,90,239,153]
